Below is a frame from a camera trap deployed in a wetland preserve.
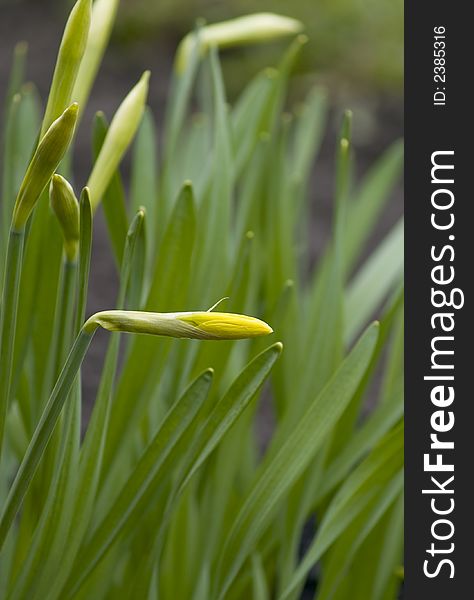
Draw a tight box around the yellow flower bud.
[50,174,80,261]
[11,103,79,231]
[87,71,150,211]
[83,310,273,340]
[176,13,303,73]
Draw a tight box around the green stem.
[37,258,78,508]
[0,228,25,460]
[0,328,94,551]
[54,259,78,377]
[40,259,78,409]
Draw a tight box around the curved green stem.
[0,327,94,550]
[0,228,25,460]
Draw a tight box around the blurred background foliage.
[110,0,403,94]
[2,0,403,95]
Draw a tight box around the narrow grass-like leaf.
[216,323,379,599]
[125,342,283,598]
[178,342,282,494]
[279,423,404,600]
[41,0,91,135]
[87,71,149,211]
[130,107,158,235]
[316,471,403,600]
[316,390,403,502]
[0,230,24,457]
[345,218,404,344]
[75,188,92,333]
[3,41,28,120]
[0,329,93,551]
[102,182,196,476]
[345,140,403,273]
[252,553,270,600]
[91,111,129,267]
[72,0,119,117]
[65,370,214,597]
[193,48,233,304]
[33,210,145,600]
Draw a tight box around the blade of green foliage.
[252,553,270,600]
[126,208,147,311]
[178,342,282,495]
[0,329,93,551]
[65,369,214,596]
[371,493,404,600]
[30,210,145,600]
[216,323,379,599]
[162,25,202,216]
[316,390,402,503]
[3,42,28,121]
[102,183,196,480]
[290,87,327,191]
[127,342,282,598]
[130,107,158,244]
[193,48,233,304]
[7,390,80,600]
[280,423,404,599]
[92,111,129,267]
[345,218,403,344]
[231,67,278,176]
[345,140,403,273]
[40,0,91,135]
[316,470,403,600]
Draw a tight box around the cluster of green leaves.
[0,2,403,599]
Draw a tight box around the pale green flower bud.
[41,0,91,135]
[84,310,273,340]
[87,71,150,212]
[11,103,79,231]
[50,174,80,261]
[176,13,303,73]
[72,0,120,117]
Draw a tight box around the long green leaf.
[65,369,214,597]
[216,323,379,599]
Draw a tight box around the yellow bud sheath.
[84,310,273,340]
[176,13,303,73]
[11,103,79,231]
[50,174,80,261]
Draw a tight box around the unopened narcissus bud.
[41,0,91,135]
[87,71,150,212]
[72,0,120,116]
[176,13,303,73]
[11,103,79,231]
[83,310,273,340]
[50,174,80,261]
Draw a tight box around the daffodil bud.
[72,0,120,116]
[83,310,273,340]
[11,103,79,231]
[41,0,91,135]
[87,71,150,211]
[50,174,80,261]
[176,13,303,73]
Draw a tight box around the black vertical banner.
[405,2,472,599]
